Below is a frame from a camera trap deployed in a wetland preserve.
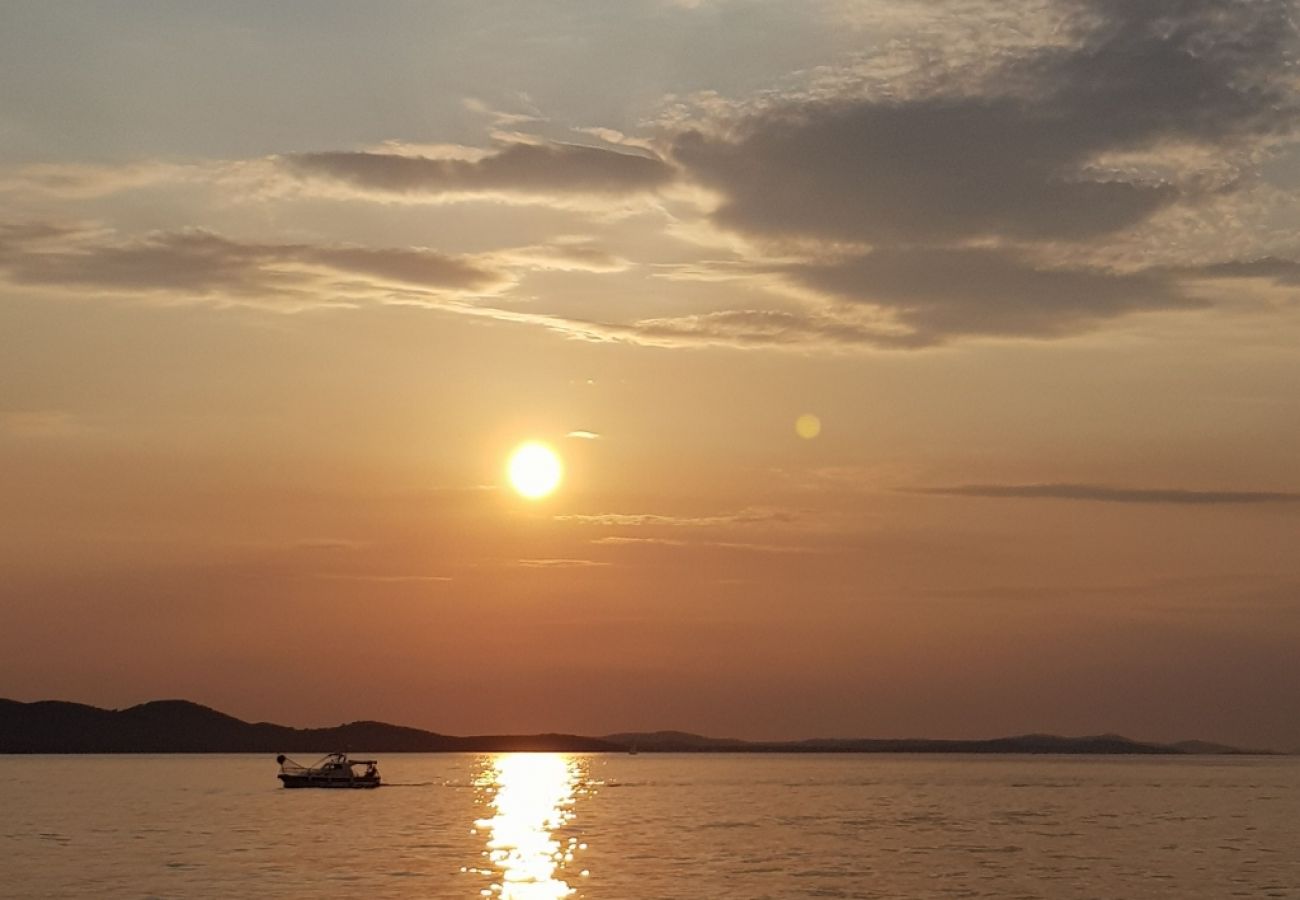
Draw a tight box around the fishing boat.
[275,752,381,789]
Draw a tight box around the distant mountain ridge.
[0,698,1267,754]
[0,699,618,754]
[604,730,1258,755]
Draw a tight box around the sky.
[2,0,1299,749]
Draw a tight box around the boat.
[275,752,381,789]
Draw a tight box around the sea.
[2,753,1297,899]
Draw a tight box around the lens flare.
[795,413,822,440]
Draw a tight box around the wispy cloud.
[289,538,372,552]
[511,558,612,568]
[280,140,674,201]
[556,508,798,527]
[625,307,913,349]
[486,240,631,274]
[784,247,1200,343]
[312,573,454,583]
[906,483,1300,505]
[1174,257,1300,288]
[591,536,820,554]
[0,161,201,198]
[0,225,507,308]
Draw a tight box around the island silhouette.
[0,698,1262,755]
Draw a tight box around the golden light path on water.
[471,754,590,899]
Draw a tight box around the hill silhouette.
[0,699,617,753]
[602,729,1221,755]
[0,698,1262,754]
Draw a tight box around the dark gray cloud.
[907,483,1300,505]
[1180,257,1300,286]
[0,221,82,253]
[296,245,498,290]
[283,141,674,198]
[787,247,1201,342]
[665,0,1297,345]
[9,230,284,294]
[1034,0,1295,149]
[0,228,504,299]
[675,100,1177,244]
[618,246,1209,348]
[674,0,1296,246]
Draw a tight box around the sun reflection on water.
[472,754,589,899]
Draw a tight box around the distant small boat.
[276,753,381,789]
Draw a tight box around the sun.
[507,442,563,499]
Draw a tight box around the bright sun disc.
[507,442,562,499]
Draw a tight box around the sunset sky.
[3,0,1299,749]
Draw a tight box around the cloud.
[674,0,1296,246]
[0,226,507,306]
[5,1,1295,354]
[617,246,1298,350]
[1179,257,1300,287]
[0,140,675,210]
[487,241,631,273]
[510,558,612,569]
[297,245,501,290]
[675,102,1176,245]
[1037,0,1295,148]
[656,0,1300,346]
[288,538,372,552]
[906,483,1300,505]
[590,536,818,554]
[624,307,908,349]
[566,430,601,440]
[281,140,674,200]
[556,508,798,527]
[312,572,455,583]
[0,222,90,255]
[786,247,1201,342]
[0,161,197,199]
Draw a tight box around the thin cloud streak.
[511,558,612,569]
[907,483,1300,505]
[591,536,822,554]
[312,573,455,583]
[281,141,674,199]
[0,227,505,302]
[557,508,798,527]
[786,247,1202,342]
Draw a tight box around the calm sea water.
[2,753,1297,899]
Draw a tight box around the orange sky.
[2,0,1299,748]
